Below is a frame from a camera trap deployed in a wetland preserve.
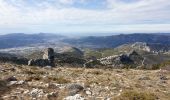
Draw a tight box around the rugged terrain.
[0,62,170,100]
[0,33,170,100]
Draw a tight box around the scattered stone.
[46,92,58,99]
[29,88,44,98]
[67,84,84,92]
[67,84,84,96]
[160,76,168,80]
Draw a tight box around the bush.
[115,91,158,100]
[151,64,161,70]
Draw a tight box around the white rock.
[8,80,25,86]
[105,98,111,100]
[85,90,92,95]
[23,90,29,94]
[8,81,17,86]
[17,80,25,85]
[46,92,58,98]
[45,66,52,69]
[64,94,85,100]
[29,88,44,97]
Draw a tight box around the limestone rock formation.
[43,48,55,66]
[28,59,50,67]
[99,50,144,68]
[28,48,55,67]
[43,48,54,61]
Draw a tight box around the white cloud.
[0,0,170,34]
[59,0,74,5]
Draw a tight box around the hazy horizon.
[0,32,170,37]
[0,0,170,35]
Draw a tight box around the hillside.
[0,62,170,100]
[1,41,170,69]
[83,42,170,68]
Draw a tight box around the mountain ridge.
[0,33,170,49]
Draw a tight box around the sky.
[0,0,170,35]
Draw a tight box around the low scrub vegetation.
[115,91,158,100]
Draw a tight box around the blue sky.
[0,0,170,35]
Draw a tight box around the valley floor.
[0,63,170,100]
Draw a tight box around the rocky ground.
[0,62,170,100]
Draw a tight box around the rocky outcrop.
[43,48,55,66]
[28,48,55,67]
[55,53,86,67]
[131,42,151,52]
[43,48,54,61]
[98,50,144,68]
[28,59,51,67]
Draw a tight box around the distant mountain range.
[0,33,170,49]
[0,33,65,49]
[64,33,170,48]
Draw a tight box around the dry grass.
[0,62,170,100]
[46,76,71,84]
